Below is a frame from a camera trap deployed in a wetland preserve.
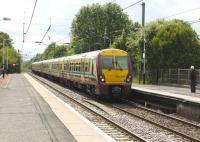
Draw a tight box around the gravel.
[32,73,197,142]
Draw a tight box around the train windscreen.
[115,56,128,70]
[101,56,114,69]
[101,56,128,70]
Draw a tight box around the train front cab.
[97,49,132,99]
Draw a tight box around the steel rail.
[121,99,200,129]
[29,73,147,142]
[111,103,200,142]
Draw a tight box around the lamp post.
[141,2,146,84]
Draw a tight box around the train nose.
[103,70,128,83]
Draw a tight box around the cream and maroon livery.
[32,49,133,98]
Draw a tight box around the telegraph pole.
[141,2,146,84]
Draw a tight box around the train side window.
[80,62,82,72]
[74,63,76,71]
[78,62,80,71]
[86,62,88,72]
[64,64,66,70]
[67,63,69,70]
[91,61,94,75]
[83,62,85,72]
[88,62,90,73]
[81,61,83,72]
[73,62,75,71]
[85,62,88,72]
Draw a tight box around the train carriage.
[32,48,133,99]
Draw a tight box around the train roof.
[32,48,127,64]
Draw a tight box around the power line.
[24,0,38,35]
[164,6,200,19]
[21,0,38,51]
[39,25,51,44]
[122,0,143,11]
[191,20,200,24]
[188,19,200,24]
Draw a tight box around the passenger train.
[32,49,133,98]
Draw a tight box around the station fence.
[137,69,200,88]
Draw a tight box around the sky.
[0,0,200,60]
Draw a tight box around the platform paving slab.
[24,73,116,142]
[0,74,77,142]
[0,74,10,88]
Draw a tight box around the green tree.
[43,43,56,59]
[0,47,21,72]
[144,19,200,69]
[71,2,134,53]
[0,32,21,72]
[111,22,142,76]
[29,43,73,64]
[0,32,13,66]
[0,32,13,49]
[42,43,73,59]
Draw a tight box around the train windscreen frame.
[101,56,128,70]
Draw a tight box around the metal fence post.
[169,69,171,83]
[188,69,190,84]
[178,68,180,84]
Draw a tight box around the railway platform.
[132,84,200,104]
[0,73,115,142]
[132,83,200,121]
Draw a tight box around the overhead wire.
[21,0,38,51]
[122,0,143,11]
[38,25,51,44]
[188,19,200,24]
[164,6,200,19]
[24,0,38,35]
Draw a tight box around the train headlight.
[126,75,132,83]
[99,75,105,82]
[101,78,105,82]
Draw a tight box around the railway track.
[108,99,200,142]
[29,72,200,142]
[122,99,200,129]
[29,73,146,142]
